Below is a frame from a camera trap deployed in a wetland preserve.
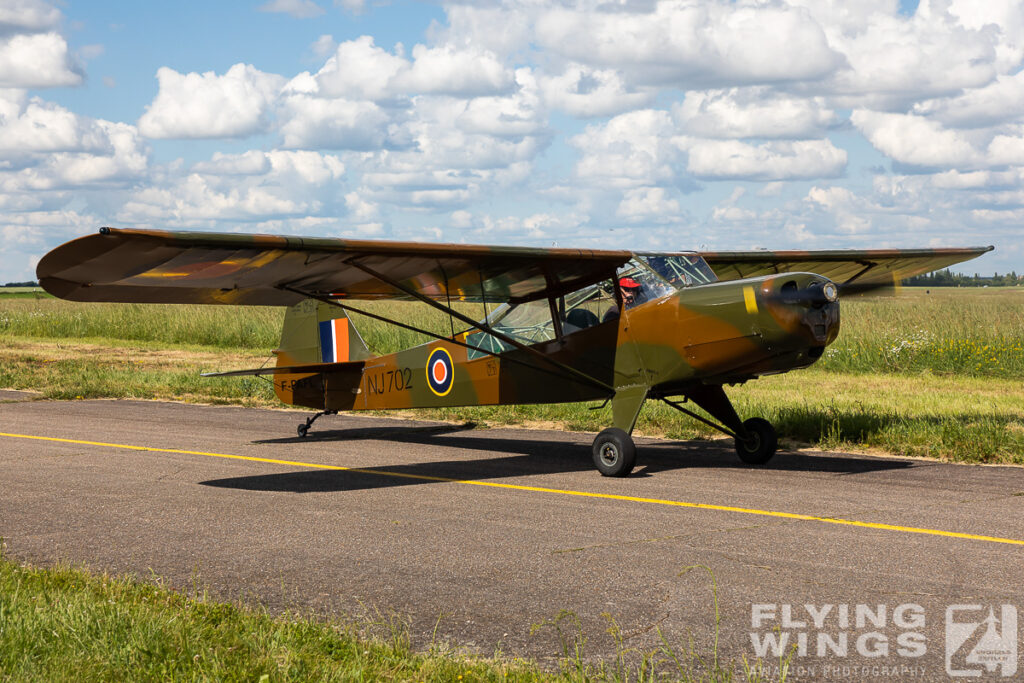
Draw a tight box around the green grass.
[0,300,285,349]
[0,288,51,300]
[0,554,775,682]
[1,289,1022,463]
[817,288,1024,378]
[0,299,476,352]
[0,554,535,682]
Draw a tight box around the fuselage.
[275,265,841,413]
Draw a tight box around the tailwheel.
[734,417,777,465]
[592,427,637,477]
[297,409,335,439]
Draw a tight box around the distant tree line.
[3,281,39,287]
[903,269,1021,287]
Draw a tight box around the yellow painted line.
[743,286,758,314]
[3,431,1024,547]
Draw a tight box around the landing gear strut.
[297,410,336,438]
[656,385,778,465]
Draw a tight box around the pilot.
[620,276,643,308]
[602,276,644,322]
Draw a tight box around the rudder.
[275,299,372,367]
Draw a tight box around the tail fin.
[275,299,372,367]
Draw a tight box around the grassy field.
[820,287,1024,378]
[0,553,777,682]
[1,289,1022,463]
[0,287,51,300]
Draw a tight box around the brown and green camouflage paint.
[37,227,991,434]
[271,270,841,435]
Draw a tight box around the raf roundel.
[426,347,454,397]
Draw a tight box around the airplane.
[37,227,991,477]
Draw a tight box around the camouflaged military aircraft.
[38,228,991,477]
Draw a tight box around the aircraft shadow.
[200,424,915,494]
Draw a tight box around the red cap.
[619,276,640,289]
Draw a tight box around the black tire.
[592,427,637,477]
[734,417,777,465]
[297,424,309,438]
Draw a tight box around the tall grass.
[0,299,481,354]
[3,289,1020,378]
[818,288,1024,378]
[0,300,284,350]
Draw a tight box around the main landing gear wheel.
[734,417,777,465]
[592,427,637,477]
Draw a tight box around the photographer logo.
[945,604,1017,677]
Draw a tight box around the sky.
[1,0,1023,283]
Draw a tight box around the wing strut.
[344,258,616,394]
[842,261,876,287]
[278,284,614,396]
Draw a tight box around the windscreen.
[638,254,718,288]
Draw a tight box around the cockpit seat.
[565,308,600,332]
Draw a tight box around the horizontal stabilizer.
[201,359,365,378]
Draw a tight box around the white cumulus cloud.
[119,150,344,224]
[191,150,272,176]
[616,187,681,222]
[687,139,847,181]
[314,36,407,101]
[456,69,546,138]
[540,64,652,118]
[571,109,680,188]
[0,0,61,32]
[913,71,1024,129]
[947,0,1024,73]
[0,91,110,154]
[0,32,82,88]
[278,94,392,150]
[674,89,835,139]
[0,120,148,190]
[534,2,840,88]
[314,37,515,100]
[823,7,997,105]
[393,44,513,97]
[138,63,286,139]
[851,110,982,169]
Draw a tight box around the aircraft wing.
[699,246,994,292]
[38,227,632,306]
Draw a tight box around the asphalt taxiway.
[2,396,1022,677]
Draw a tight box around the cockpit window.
[616,258,674,306]
[462,257,707,360]
[484,300,554,344]
[638,254,718,288]
[463,278,618,359]
[560,280,617,332]
[462,299,552,358]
